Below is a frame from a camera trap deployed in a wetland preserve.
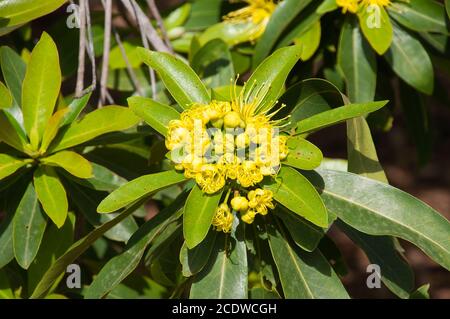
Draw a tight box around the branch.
[146,0,173,53]
[75,0,86,97]
[99,0,113,107]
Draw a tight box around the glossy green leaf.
[337,221,414,299]
[0,46,25,106]
[264,166,328,227]
[190,220,247,298]
[84,200,184,299]
[30,200,144,299]
[33,166,68,228]
[399,82,431,165]
[388,0,448,34]
[13,182,47,269]
[41,151,92,179]
[296,101,388,134]
[184,185,223,249]
[275,207,327,252]
[164,3,191,30]
[22,32,61,148]
[338,17,377,103]
[0,0,67,31]
[294,22,321,61]
[50,106,140,152]
[283,136,323,171]
[192,39,235,88]
[184,0,221,30]
[0,81,12,109]
[306,169,450,271]
[180,230,217,277]
[0,111,29,153]
[128,96,180,137]
[266,217,349,298]
[278,78,343,127]
[199,22,264,47]
[357,5,393,55]
[66,162,126,192]
[253,0,313,66]
[317,0,338,14]
[98,170,186,213]
[138,48,210,109]
[40,108,69,153]
[245,45,302,114]
[347,116,388,183]
[0,211,14,269]
[0,154,30,180]
[384,23,434,95]
[409,284,430,299]
[27,213,75,294]
[60,92,92,126]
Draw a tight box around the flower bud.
[224,111,242,128]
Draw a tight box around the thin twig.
[120,0,171,53]
[146,0,173,53]
[83,0,97,97]
[99,0,113,107]
[130,0,157,97]
[113,28,144,96]
[75,0,86,97]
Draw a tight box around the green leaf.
[60,92,92,126]
[128,96,180,137]
[0,0,67,31]
[337,221,414,299]
[357,5,393,55]
[41,151,92,179]
[33,166,68,228]
[184,185,223,249]
[388,0,448,34]
[384,23,434,95]
[0,111,29,153]
[40,108,69,153]
[266,217,349,298]
[190,220,248,298]
[65,180,137,243]
[164,3,191,30]
[296,101,388,134]
[13,182,47,269]
[274,207,327,252]
[446,0,450,19]
[294,21,321,61]
[264,166,328,227]
[84,199,184,299]
[184,0,221,30]
[30,199,145,299]
[199,22,264,47]
[306,169,450,271]
[66,162,126,192]
[347,116,388,183]
[338,17,377,103]
[138,48,210,109]
[180,230,217,277]
[22,32,61,148]
[399,82,431,165]
[409,284,430,299]
[50,106,140,152]
[28,213,75,294]
[98,170,186,213]
[317,0,338,14]
[0,154,30,180]
[0,46,26,107]
[283,136,323,171]
[253,0,313,66]
[0,81,12,109]
[191,39,235,88]
[244,45,302,114]
[278,78,343,127]
[0,211,14,269]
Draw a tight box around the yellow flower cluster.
[337,0,391,14]
[224,0,277,41]
[232,188,275,224]
[212,188,275,233]
[166,101,288,194]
